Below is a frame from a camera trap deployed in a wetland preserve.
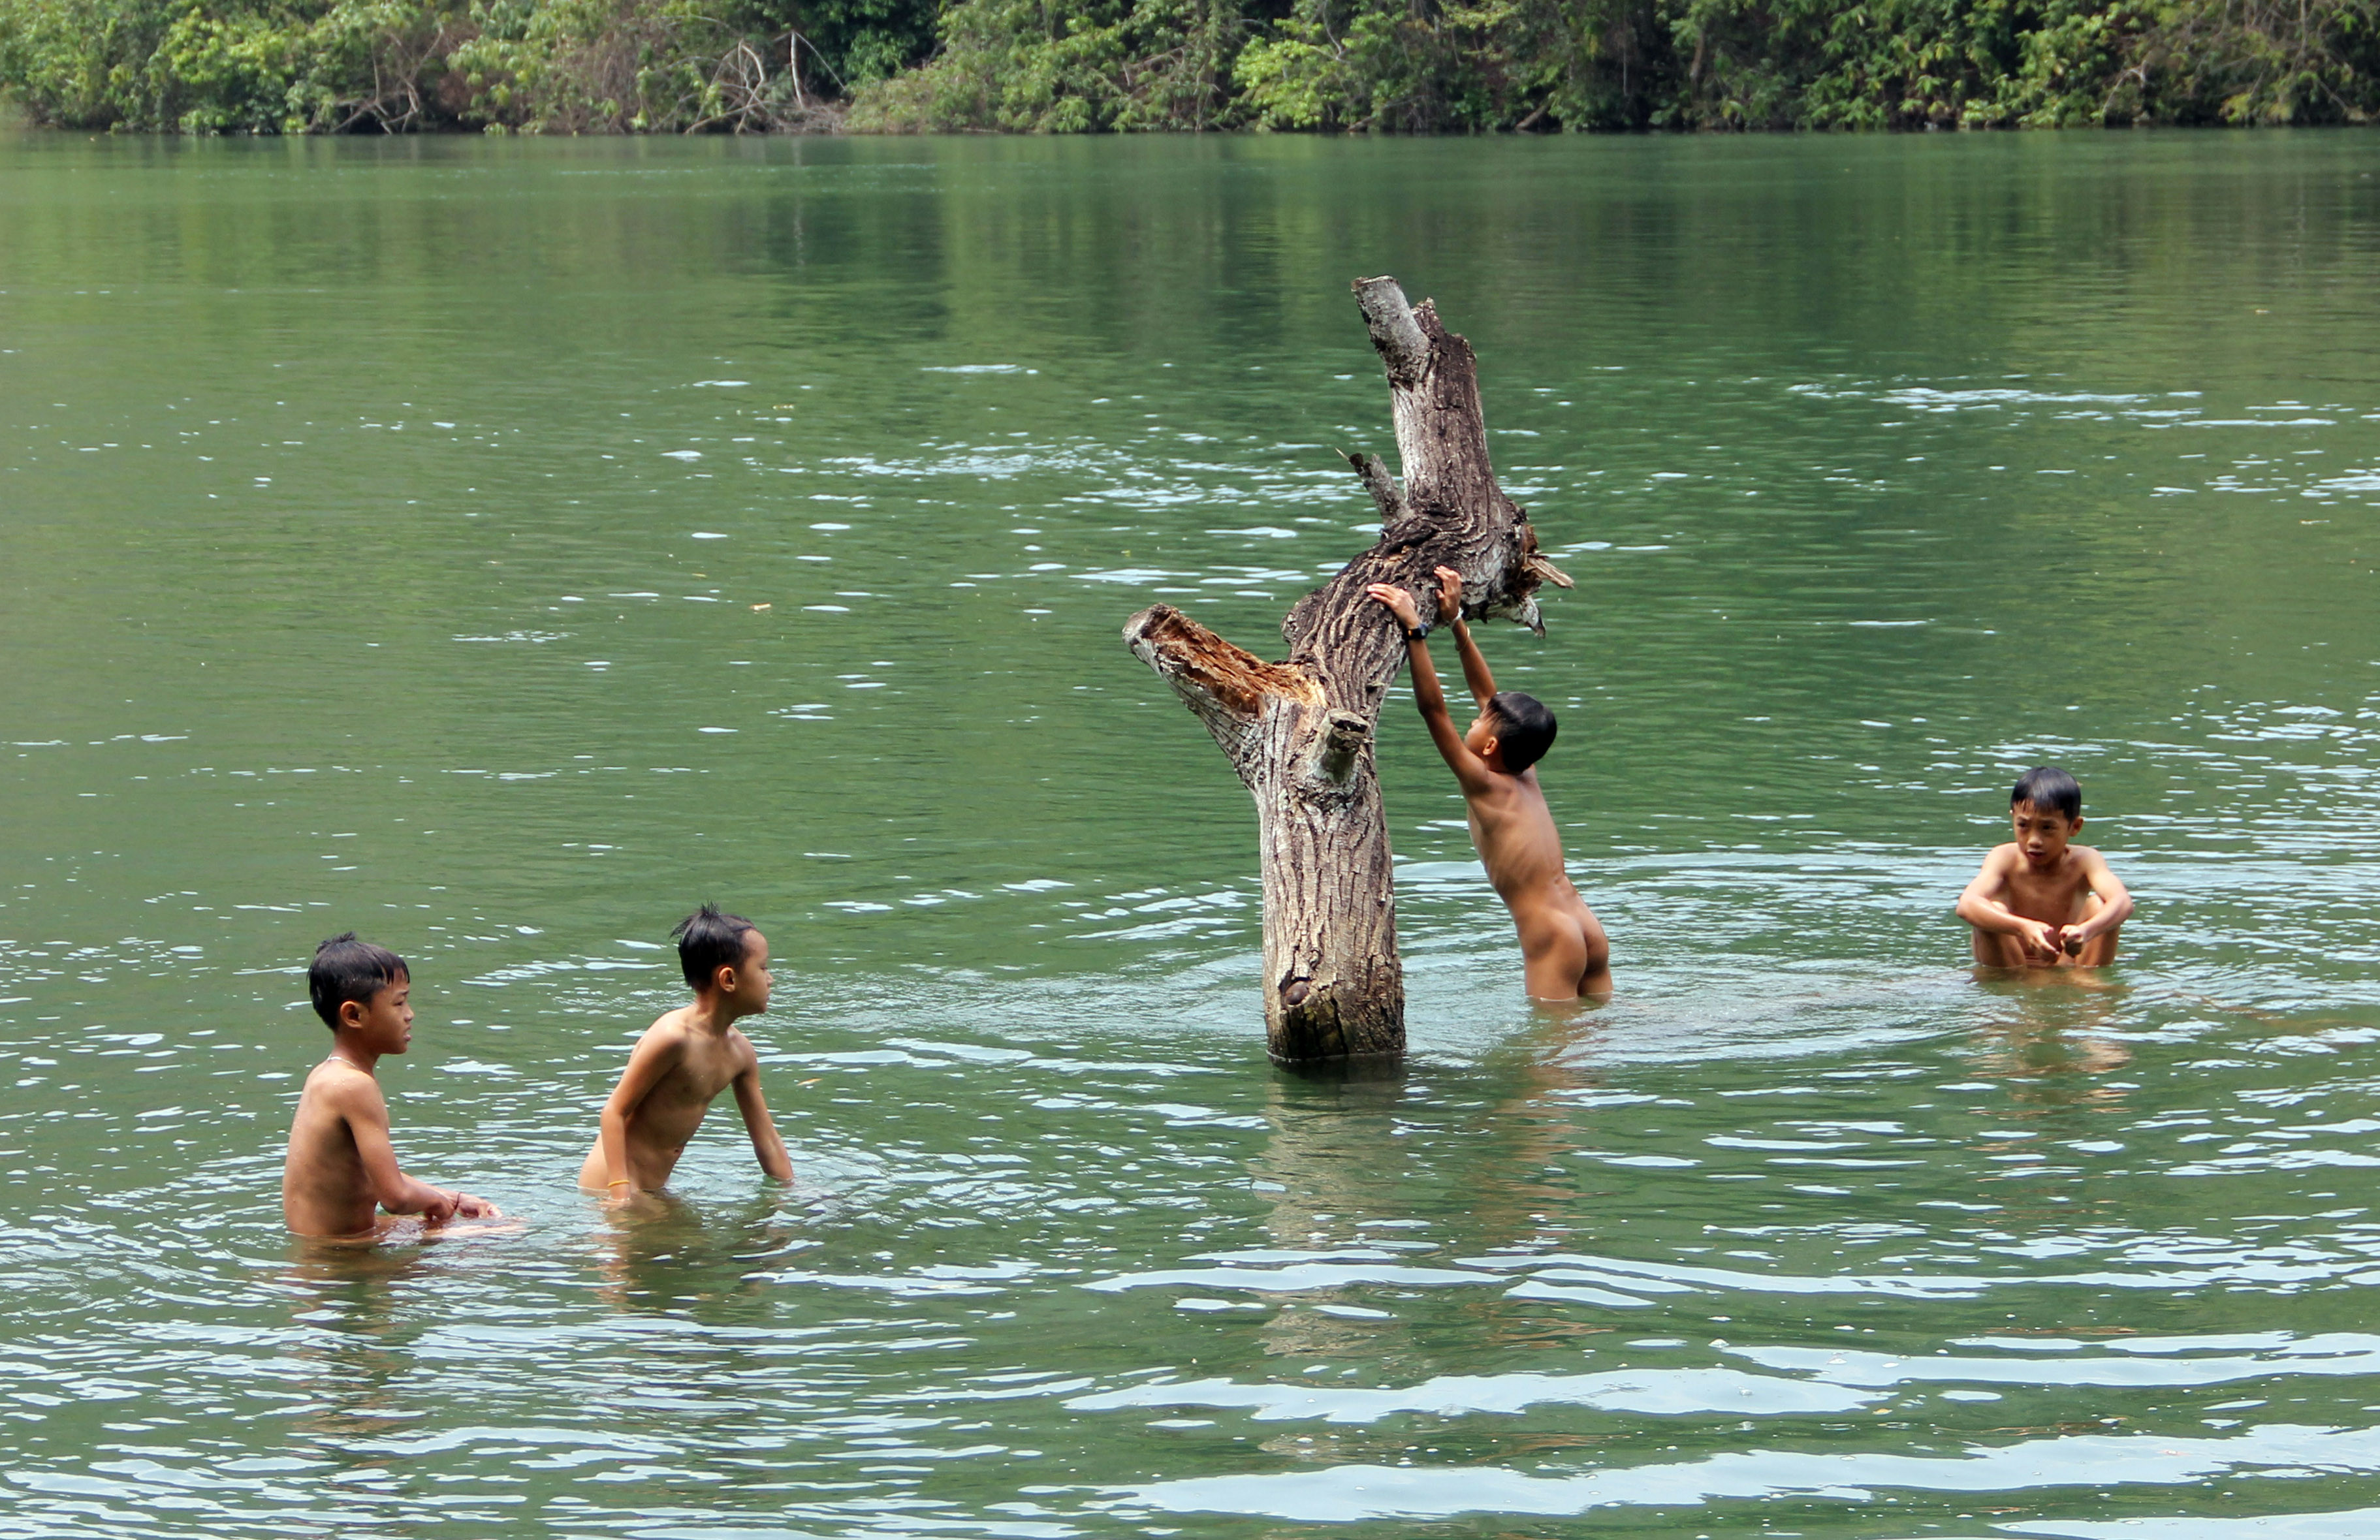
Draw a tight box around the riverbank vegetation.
[3,0,2373,133]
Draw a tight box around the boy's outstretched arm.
[597,1028,682,1197]
[2061,851,2134,954]
[1365,582,1495,795]
[338,1075,496,1221]
[1431,565,1497,714]
[731,1054,794,1181]
[1954,851,2061,964]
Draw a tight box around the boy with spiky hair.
[1367,565,1612,1001]
[282,933,500,1239]
[1958,766,2135,968]
[579,904,793,1200]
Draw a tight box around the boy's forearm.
[598,1108,635,1191]
[737,1078,794,1179]
[1403,637,1452,719]
[1446,617,1496,708]
[2073,890,2134,939]
[1957,896,2027,934]
[378,1172,452,1215]
[751,1104,791,1176]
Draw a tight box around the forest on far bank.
[2,0,2374,136]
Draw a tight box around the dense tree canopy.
[2,0,2373,131]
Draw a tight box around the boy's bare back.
[1368,567,1611,1001]
[581,907,790,1199]
[283,1058,397,1238]
[1465,761,1611,1000]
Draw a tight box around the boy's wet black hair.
[309,932,409,1029]
[673,904,759,990]
[2011,765,2083,821]
[1487,691,1558,774]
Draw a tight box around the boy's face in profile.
[1463,710,1500,764]
[2010,800,2082,868]
[719,930,772,1014]
[340,974,413,1054]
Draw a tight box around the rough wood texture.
[1125,277,1568,1062]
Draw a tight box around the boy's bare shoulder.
[1469,762,1530,799]
[299,1057,380,1110]
[635,1006,699,1046]
[724,1027,763,1067]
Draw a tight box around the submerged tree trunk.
[1124,277,1572,1063]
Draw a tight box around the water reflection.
[1967,973,2134,1084]
[278,1248,439,1482]
[592,1188,807,1315]
[1250,1062,1406,1372]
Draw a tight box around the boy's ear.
[713,964,738,995]
[337,997,366,1031]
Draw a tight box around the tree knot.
[1307,710,1372,787]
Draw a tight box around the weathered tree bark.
[1124,277,1573,1063]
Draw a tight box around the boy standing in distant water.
[580,905,792,1199]
[1367,565,1612,1001]
[1957,766,2134,967]
[282,934,500,1240]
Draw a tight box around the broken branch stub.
[1125,277,1559,1062]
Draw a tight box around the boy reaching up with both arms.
[1367,565,1612,1002]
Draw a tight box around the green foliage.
[1229,0,1615,131]
[847,0,1244,129]
[0,0,934,129]
[853,0,2378,128]
[2,0,2373,130]
[0,0,474,131]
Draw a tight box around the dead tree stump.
[1124,277,1572,1063]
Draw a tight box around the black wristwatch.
[1404,625,1430,643]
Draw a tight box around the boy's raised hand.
[1433,565,1463,623]
[1365,582,1420,629]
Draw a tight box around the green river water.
[3,128,2379,1538]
